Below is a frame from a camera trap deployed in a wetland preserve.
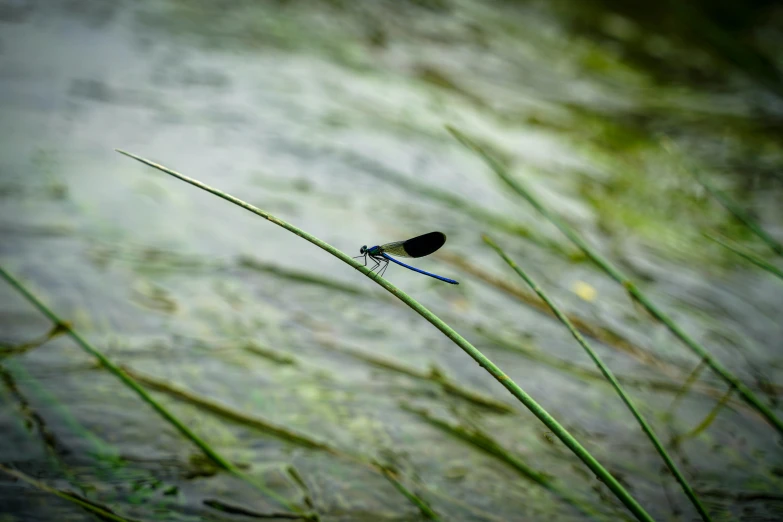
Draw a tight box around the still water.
[1,1,782,520]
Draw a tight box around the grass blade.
[316,338,513,413]
[448,125,783,436]
[121,366,442,518]
[699,177,783,256]
[484,235,713,522]
[0,463,139,522]
[115,149,656,522]
[0,265,306,516]
[705,233,783,280]
[376,462,440,520]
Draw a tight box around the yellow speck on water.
[451,297,470,313]
[572,281,597,302]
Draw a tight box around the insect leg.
[378,258,390,278]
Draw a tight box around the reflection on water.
[1,0,782,520]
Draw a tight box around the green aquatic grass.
[448,125,783,436]
[0,359,182,510]
[0,363,88,495]
[376,463,440,520]
[202,498,310,520]
[316,338,513,413]
[0,322,66,359]
[484,235,713,522]
[667,359,708,418]
[0,265,311,518]
[243,341,299,366]
[0,464,135,522]
[2,359,119,462]
[699,177,783,256]
[477,327,749,411]
[401,403,605,521]
[672,387,734,447]
[402,403,552,486]
[286,466,316,511]
[122,365,338,452]
[438,250,681,372]
[116,149,656,522]
[705,233,783,280]
[123,364,442,518]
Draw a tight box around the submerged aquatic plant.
[484,235,713,522]
[0,265,314,519]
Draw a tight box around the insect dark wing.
[401,231,447,258]
[372,232,458,284]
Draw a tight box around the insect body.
[355,231,458,285]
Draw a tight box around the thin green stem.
[699,177,783,256]
[705,233,783,280]
[0,464,136,522]
[0,322,66,359]
[0,265,303,515]
[115,149,655,522]
[401,402,605,521]
[438,252,658,361]
[674,387,734,445]
[448,125,783,436]
[376,463,440,520]
[123,365,437,518]
[484,235,712,522]
[121,365,337,453]
[667,359,708,417]
[317,338,513,413]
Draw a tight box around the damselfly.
[354,231,459,285]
